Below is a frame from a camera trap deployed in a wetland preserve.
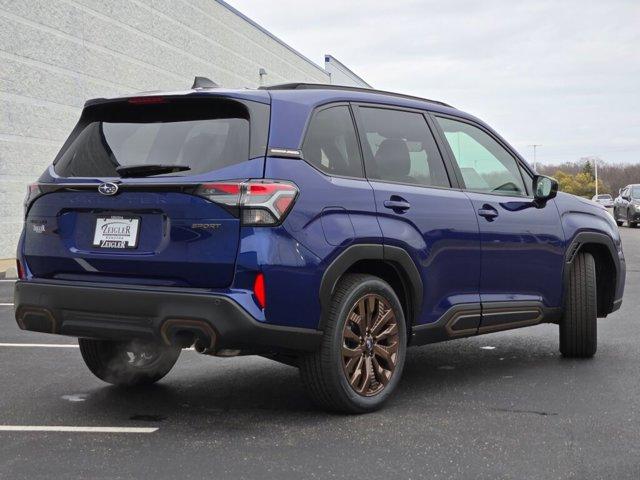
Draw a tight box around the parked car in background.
[592,194,614,208]
[614,185,640,227]
[14,81,626,413]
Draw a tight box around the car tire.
[300,274,407,413]
[630,222,638,228]
[79,338,181,386]
[613,209,624,226]
[559,251,597,358]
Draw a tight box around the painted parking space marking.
[0,426,158,433]
[0,303,14,306]
[0,343,196,350]
[0,343,78,348]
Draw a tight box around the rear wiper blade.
[116,164,191,178]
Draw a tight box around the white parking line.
[0,426,158,433]
[0,343,78,348]
[0,303,14,306]
[0,343,196,350]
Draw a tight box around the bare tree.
[539,160,640,196]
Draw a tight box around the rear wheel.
[79,338,181,386]
[616,220,624,227]
[559,252,597,358]
[630,222,638,228]
[300,274,407,413]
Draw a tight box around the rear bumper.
[14,280,322,353]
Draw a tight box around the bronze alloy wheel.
[341,293,400,396]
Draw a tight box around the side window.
[436,117,527,196]
[358,107,450,188]
[302,105,363,178]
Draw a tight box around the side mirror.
[533,175,558,204]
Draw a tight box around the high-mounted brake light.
[195,180,298,226]
[127,96,167,105]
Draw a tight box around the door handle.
[478,205,499,220]
[384,196,411,212]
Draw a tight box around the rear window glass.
[54,99,253,178]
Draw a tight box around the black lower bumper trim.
[14,280,322,353]
[410,301,563,346]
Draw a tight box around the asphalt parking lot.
[1,228,639,480]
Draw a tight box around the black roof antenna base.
[192,76,219,89]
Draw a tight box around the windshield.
[54,99,253,178]
[597,195,612,199]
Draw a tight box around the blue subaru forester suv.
[15,80,625,412]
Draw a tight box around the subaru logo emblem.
[98,182,118,196]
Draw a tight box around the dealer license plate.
[92,216,140,249]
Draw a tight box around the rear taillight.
[16,259,26,280]
[23,183,43,216]
[195,180,298,226]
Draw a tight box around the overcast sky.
[228,0,640,166]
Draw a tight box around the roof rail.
[259,83,452,108]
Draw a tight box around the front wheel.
[79,338,181,386]
[300,274,407,413]
[614,210,624,226]
[613,208,624,226]
[559,252,597,358]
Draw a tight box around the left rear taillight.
[195,180,298,226]
[16,259,26,280]
[23,183,43,217]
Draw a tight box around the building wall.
[0,0,330,259]
[324,55,371,88]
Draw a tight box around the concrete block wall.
[324,55,371,88]
[0,0,329,259]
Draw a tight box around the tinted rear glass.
[54,99,255,178]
